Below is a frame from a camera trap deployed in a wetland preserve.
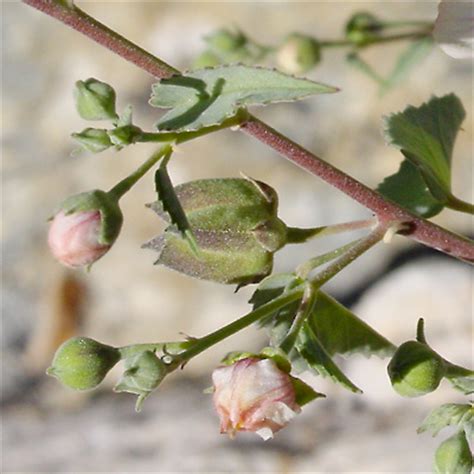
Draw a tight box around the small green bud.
[388,341,446,397]
[107,125,142,147]
[47,337,120,390]
[434,431,472,474]
[114,351,168,411]
[71,128,112,153]
[144,178,288,285]
[74,78,118,121]
[205,29,247,54]
[345,12,384,46]
[276,34,321,74]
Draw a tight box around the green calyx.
[74,78,118,121]
[47,337,120,390]
[144,177,289,285]
[72,128,112,153]
[277,34,321,74]
[58,189,123,245]
[114,350,168,411]
[388,340,446,397]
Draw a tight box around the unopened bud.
[114,351,168,411]
[276,34,321,74]
[345,12,383,46]
[212,357,300,439]
[205,29,247,54]
[72,128,112,153]
[47,337,120,390]
[434,431,472,474]
[48,190,123,268]
[74,78,118,121]
[107,125,141,147]
[144,178,288,285]
[388,341,446,397]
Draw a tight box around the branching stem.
[22,0,474,263]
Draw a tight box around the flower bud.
[433,0,474,59]
[107,125,142,147]
[206,29,247,54]
[71,128,112,153]
[47,337,120,390]
[434,431,472,474]
[212,357,300,439]
[388,341,446,397]
[74,78,118,121]
[276,34,321,74]
[144,178,288,285]
[345,12,383,46]
[48,190,123,268]
[114,351,168,411]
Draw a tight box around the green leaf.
[154,165,198,254]
[290,376,325,406]
[448,373,474,395]
[384,94,466,201]
[296,322,362,393]
[150,65,338,131]
[308,292,395,358]
[346,52,386,87]
[418,403,473,437]
[378,159,444,218]
[381,37,433,93]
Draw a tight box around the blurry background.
[2,1,473,472]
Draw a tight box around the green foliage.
[380,94,466,216]
[47,337,120,390]
[250,273,394,392]
[154,161,198,254]
[144,178,288,285]
[114,351,168,412]
[418,403,473,437]
[378,159,444,218]
[150,65,337,131]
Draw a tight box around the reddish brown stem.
[22,0,474,262]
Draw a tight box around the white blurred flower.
[433,0,474,59]
[212,358,300,440]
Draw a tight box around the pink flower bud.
[212,357,300,440]
[48,210,111,267]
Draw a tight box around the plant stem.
[311,225,386,286]
[286,218,376,244]
[296,238,363,279]
[108,144,171,199]
[118,341,190,359]
[320,30,430,48]
[279,283,316,353]
[241,117,474,263]
[23,0,474,263]
[446,194,474,215]
[174,289,303,364]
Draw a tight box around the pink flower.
[48,210,111,267]
[433,0,474,59]
[212,357,300,440]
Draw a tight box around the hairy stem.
[175,289,303,364]
[286,218,376,244]
[108,144,172,199]
[311,225,386,286]
[23,0,474,263]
